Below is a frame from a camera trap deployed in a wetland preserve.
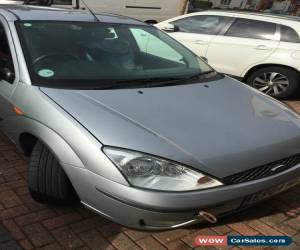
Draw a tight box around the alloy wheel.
[252,72,289,96]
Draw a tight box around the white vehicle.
[0,0,24,3]
[156,11,300,98]
[1,0,188,23]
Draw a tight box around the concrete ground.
[0,101,300,250]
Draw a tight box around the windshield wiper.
[146,70,217,88]
[90,77,184,89]
[182,70,216,81]
[90,71,218,90]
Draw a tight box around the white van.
[1,0,187,23]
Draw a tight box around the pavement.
[0,101,300,250]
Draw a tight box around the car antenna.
[80,0,100,22]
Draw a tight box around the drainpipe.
[75,0,80,9]
[178,0,189,15]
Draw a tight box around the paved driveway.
[0,101,300,250]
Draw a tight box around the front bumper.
[64,163,300,230]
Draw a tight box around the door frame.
[0,14,20,99]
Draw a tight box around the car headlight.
[103,147,223,191]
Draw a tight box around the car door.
[206,18,280,77]
[124,0,162,21]
[0,16,19,121]
[275,24,300,65]
[166,15,232,57]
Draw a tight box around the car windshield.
[16,21,217,89]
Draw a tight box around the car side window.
[225,18,276,40]
[280,25,300,43]
[170,15,229,35]
[0,23,15,84]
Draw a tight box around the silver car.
[0,5,300,230]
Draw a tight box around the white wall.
[82,0,182,22]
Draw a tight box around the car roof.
[217,10,300,21]
[184,10,300,24]
[0,4,147,25]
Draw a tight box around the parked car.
[156,11,300,98]
[1,5,300,230]
[3,0,189,24]
[0,0,25,4]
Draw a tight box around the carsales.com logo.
[194,235,293,247]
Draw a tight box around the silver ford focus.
[1,5,300,230]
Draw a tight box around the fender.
[0,115,84,168]
[0,115,129,186]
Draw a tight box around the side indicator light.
[13,106,24,116]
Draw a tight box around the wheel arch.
[19,132,38,157]
[8,117,85,169]
[13,117,85,200]
[243,64,300,82]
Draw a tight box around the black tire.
[28,141,78,204]
[246,66,299,99]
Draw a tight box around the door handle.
[255,45,272,51]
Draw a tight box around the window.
[225,18,276,40]
[52,0,72,4]
[280,25,300,43]
[0,23,15,83]
[24,0,72,4]
[16,21,213,89]
[130,28,184,64]
[171,15,229,35]
[221,0,231,5]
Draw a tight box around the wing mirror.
[200,56,208,63]
[161,24,179,32]
[0,67,15,83]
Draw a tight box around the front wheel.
[28,141,78,204]
[246,67,299,99]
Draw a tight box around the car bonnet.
[40,77,300,178]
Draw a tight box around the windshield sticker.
[24,23,32,27]
[38,69,54,78]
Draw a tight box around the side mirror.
[0,67,15,83]
[200,56,208,63]
[161,24,179,32]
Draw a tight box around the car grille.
[222,154,300,185]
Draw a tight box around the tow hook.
[198,211,218,224]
